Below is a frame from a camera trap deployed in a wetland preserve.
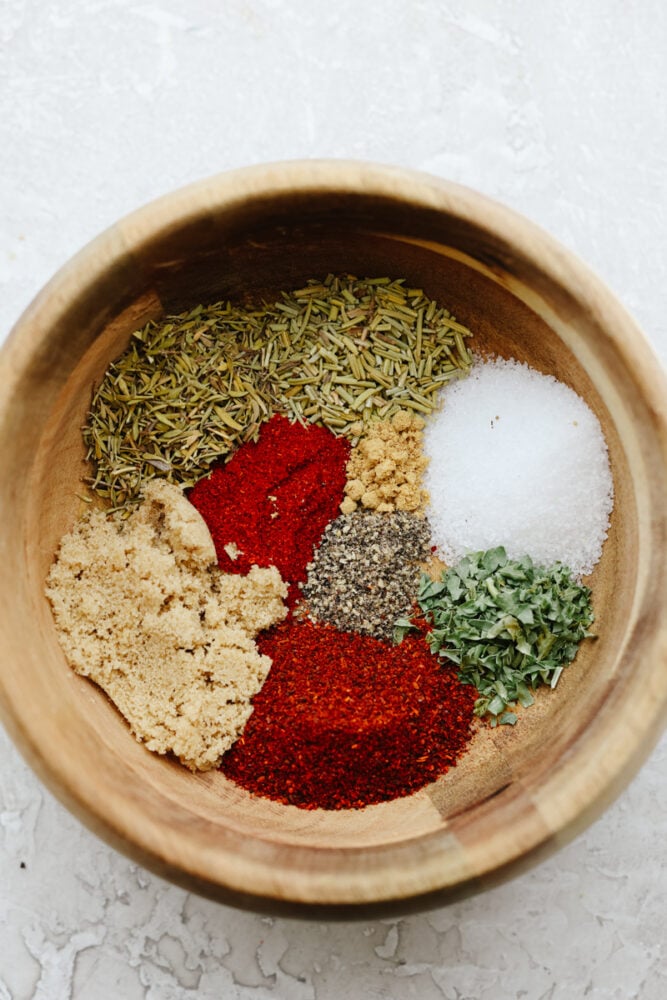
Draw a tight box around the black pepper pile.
[300,511,432,641]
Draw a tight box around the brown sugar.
[45,479,287,771]
[340,410,430,515]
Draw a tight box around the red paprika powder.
[221,619,477,810]
[188,415,349,603]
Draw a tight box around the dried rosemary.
[84,275,473,512]
[83,303,273,511]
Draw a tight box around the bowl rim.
[1,159,667,915]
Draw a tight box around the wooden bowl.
[1,161,666,917]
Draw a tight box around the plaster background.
[1,1,665,997]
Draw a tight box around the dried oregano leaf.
[395,546,595,723]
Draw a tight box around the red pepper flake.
[221,619,477,810]
[188,415,349,604]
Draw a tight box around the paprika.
[188,415,349,604]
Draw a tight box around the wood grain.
[0,161,666,916]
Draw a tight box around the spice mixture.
[340,409,429,515]
[46,480,287,770]
[221,619,477,810]
[188,414,349,605]
[46,273,615,808]
[301,510,432,641]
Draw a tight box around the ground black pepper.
[300,511,432,641]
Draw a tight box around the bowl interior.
[1,165,665,914]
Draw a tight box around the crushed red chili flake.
[221,619,477,810]
[188,415,349,603]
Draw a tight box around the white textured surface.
[1,1,666,997]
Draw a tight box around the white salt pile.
[424,358,614,577]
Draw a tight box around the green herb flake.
[397,547,595,723]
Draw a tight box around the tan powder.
[340,410,430,515]
[45,479,287,771]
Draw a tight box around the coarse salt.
[423,357,614,578]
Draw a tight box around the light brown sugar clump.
[340,410,430,515]
[45,480,287,771]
